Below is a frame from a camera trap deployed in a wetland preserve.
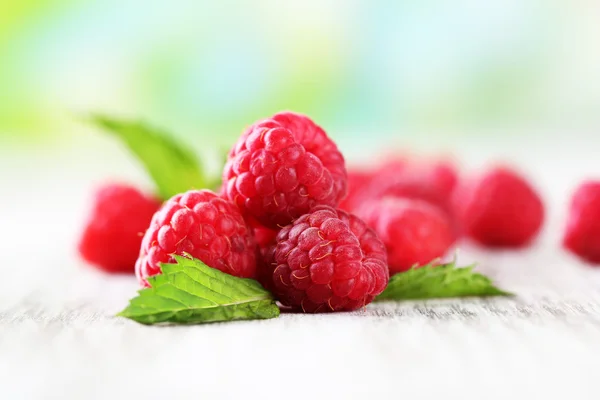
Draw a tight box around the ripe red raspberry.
[223,111,347,228]
[453,167,544,247]
[262,206,389,313]
[338,170,375,212]
[78,183,161,274]
[347,159,458,215]
[246,215,279,250]
[253,225,279,250]
[563,181,600,264]
[247,217,281,293]
[136,189,258,286]
[359,198,455,274]
[374,157,409,177]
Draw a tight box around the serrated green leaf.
[90,115,205,200]
[375,260,512,302]
[117,255,280,325]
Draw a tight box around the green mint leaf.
[91,115,205,200]
[375,260,512,302]
[117,255,280,325]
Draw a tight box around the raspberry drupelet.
[261,206,389,313]
[136,189,258,286]
[223,111,347,228]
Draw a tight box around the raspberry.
[247,217,280,293]
[262,206,389,313]
[563,181,600,264]
[246,215,279,250]
[136,189,258,286]
[338,158,409,212]
[256,244,278,294]
[253,225,279,250]
[374,157,409,176]
[78,183,161,273]
[223,111,347,228]
[347,159,458,215]
[453,167,544,247]
[338,170,375,212]
[358,197,455,273]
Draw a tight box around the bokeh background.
[1,1,600,285]
[2,1,600,148]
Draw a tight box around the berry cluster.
[79,110,600,315]
[342,157,549,272]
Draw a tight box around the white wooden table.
[2,133,600,399]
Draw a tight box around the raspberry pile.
[79,109,600,316]
[99,111,387,312]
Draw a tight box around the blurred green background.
[1,0,599,150]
